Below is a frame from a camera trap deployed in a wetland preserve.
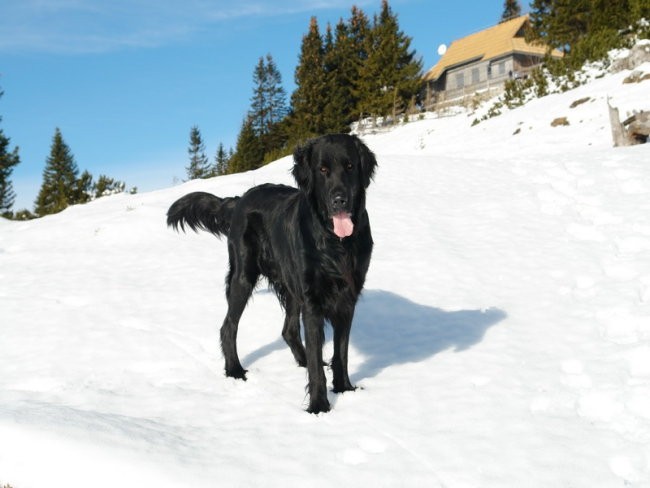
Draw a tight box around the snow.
[1,59,650,487]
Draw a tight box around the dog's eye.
[320,166,329,175]
[346,162,353,171]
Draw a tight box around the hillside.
[1,56,650,487]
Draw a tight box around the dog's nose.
[331,193,348,211]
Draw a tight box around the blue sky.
[1,0,523,211]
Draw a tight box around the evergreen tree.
[348,6,372,121]
[93,175,126,198]
[357,0,423,121]
[544,0,591,53]
[73,169,93,205]
[349,6,372,64]
[186,125,211,180]
[261,116,292,164]
[631,0,650,27]
[35,128,81,216]
[290,16,328,139]
[229,117,263,174]
[500,0,522,22]
[214,143,230,176]
[0,88,20,218]
[12,209,35,220]
[322,20,358,133]
[262,54,288,133]
[528,0,553,43]
[249,54,288,156]
[527,0,643,67]
[250,57,270,138]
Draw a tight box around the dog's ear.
[292,139,314,193]
[353,135,377,189]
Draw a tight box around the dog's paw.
[307,396,331,414]
[332,383,357,394]
[225,367,248,381]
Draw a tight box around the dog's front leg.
[302,303,330,414]
[331,309,356,393]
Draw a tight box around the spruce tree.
[74,169,93,205]
[348,6,372,121]
[35,128,81,216]
[349,6,371,64]
[500,0,522,22]
[249,54,288,156]
[214,143,229,176]
[229,117,263,174]
[290,16,328,140]
[263,55,288,131]
[358,0,422,122]
[250,57,270,138]
[93,175,126,198]
[0,88,20,218]
[631,0,650,26]
[528,0,644,68]
[322,20,358,133]
[186,125,211,180]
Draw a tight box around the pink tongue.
[332,213,354,238]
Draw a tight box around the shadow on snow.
[350,290,506,383]
[242,289,506,382]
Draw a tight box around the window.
[456,73,465,89]
[472,68,480,84]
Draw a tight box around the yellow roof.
[424,15,563,82]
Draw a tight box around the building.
[423,15,563,109]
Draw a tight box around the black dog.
[167,134,377,413]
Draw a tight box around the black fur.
[167,134,377,414]
[167,192,240,237]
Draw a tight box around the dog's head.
[292,134,377,239]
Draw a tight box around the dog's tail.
[167,191,240,238]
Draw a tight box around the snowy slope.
[1,60,650,487]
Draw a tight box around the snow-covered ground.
[1,58,650,487]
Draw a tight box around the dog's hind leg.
[221,247,258,380]
[281,295,306,367]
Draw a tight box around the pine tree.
[290,16,328,140]
[349,6,372,63]
[500,0,522,22]
[249,54,288,156]
[348,6,372,121]
[528,0,643,68]
[92,175,126,198]
[229,117,263,174]
[263,55,288,132]
[73,169,93,205]
[12,209,35,220]
[214,143,229,176]
[631,0,650,25]
[322,20,358,133]
[358,0,423,122]
[186,125,210,180]
[250,57,270,138]
[35,128,81,216]
[0,88,20,218]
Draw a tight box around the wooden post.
[608,97,630,147]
